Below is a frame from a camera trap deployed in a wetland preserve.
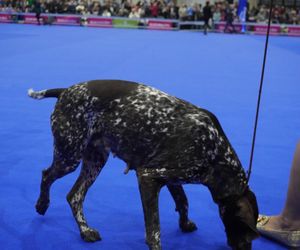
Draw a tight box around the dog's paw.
[148,243,162,250]
[80,228,101,242]
[231,242,252,250]
[179,220,198,233]
[35,198,49,215]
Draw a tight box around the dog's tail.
[28,88,66,100]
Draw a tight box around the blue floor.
[0,23,299,250]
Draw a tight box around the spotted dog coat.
[29,80,259,250]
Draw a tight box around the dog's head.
[219,188,259,250]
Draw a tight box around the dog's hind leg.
[137,171,164,250]
[36,152,81,215]
[67,141,109,242]
[167,184,197,233]
[36,114,88,215]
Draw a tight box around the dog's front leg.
[137,170,163,250]
[167,184,197,232]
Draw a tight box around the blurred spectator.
[118,0,131,17]
[129,5,142,18]
[248,5,258,22]
[75,1,86,15]
[102,7,111,17]
[150,0,158,18]
[186,4,194,21]
[213,6,221,22]
[169,1,178,19]
[272,6,281,24]
[33,0,42,24]
[256,5,267,22]
[90,2,101,15]
[178,4,187,21]
[224,3,236,33]
[66,1,77,14]
[289,8,299,24]
[203,1,212,34]
[193,3,202,21]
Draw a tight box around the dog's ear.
[220,189,259,249]
[235,189,259,242]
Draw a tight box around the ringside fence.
[1,12,300,36]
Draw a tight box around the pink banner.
[215,23,242,33]
[23,14,38,24]
[215,23,225,32]
[287,26,300,36]
[54,16,80,26]
[0,13,13,23]
[87,17,112,28]
[253,25,281,35]
[147,20,173,30]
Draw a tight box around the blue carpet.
[0,23,299,250]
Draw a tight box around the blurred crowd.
[0,0,300,24]
[249,4,300,24]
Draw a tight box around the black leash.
[247,0,274,183]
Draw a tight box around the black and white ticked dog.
[28,80,259,250]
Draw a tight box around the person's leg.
[224,22,228,33]
[231,22,236,33]
[282,141,300,216]
[261,141,300,231]
[204,19,209,35]
[36,13,41,25]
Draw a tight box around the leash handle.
[247,0,274,183]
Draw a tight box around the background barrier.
[1,12,300,36]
